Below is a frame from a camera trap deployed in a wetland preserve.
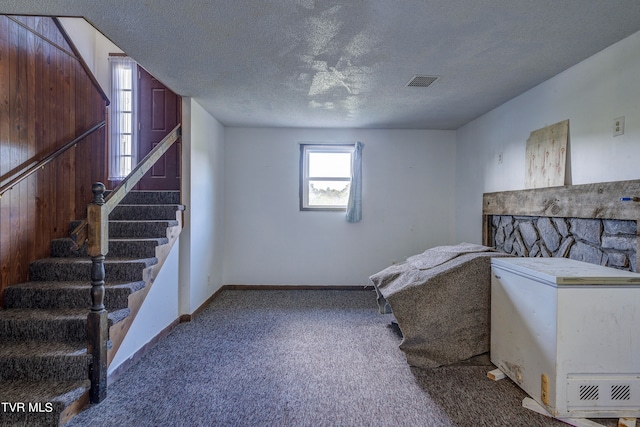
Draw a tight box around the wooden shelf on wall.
[482,179,640,271]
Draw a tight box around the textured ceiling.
[3,0,640,129]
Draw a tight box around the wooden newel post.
[87,182,109,403]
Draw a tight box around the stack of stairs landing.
[0,191,183,427]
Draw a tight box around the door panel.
[138,66,180,190]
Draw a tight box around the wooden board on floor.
[487,368,506,381]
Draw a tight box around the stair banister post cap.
[92,182,106,205]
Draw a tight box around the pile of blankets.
[370,243,513,369]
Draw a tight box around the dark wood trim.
[6,16,76,57]
[52,17,110,106]
[179,286,226,322]
[107,317,181,386]
[0,121,106,197]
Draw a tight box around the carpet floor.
[66,290,618,427]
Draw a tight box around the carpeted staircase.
[0,191,183,427]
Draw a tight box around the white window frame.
[108,56,138,180]
[300,144,354,211]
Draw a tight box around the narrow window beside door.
[109,56,138,180]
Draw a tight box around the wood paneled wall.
[0,16,108,306]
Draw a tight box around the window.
[109,56,138,180]
[300,144,354,210]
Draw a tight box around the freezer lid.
[491,257,640,285]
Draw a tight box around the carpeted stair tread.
[0,341,89,381]
[107,307,131,325]
[51,237,169,258]
[0,379,90,402]
[109,237,170,243]
[0,379,90,427]
[4,280,146,310]
[106,190,181,205]
[68,219,179,238]
[30,257,158,282]
[108,219,179,225]
[5,280,146,291]
[0,307,96,320]
[107,220,179,238]
[0,308,130,342]
[31,257,158,265]
[0,307,130,322]
[0,340,88,357]
[109,204,185,221]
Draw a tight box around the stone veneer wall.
[491,216,637,272]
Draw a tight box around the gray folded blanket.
[405,242,495,270]
[369,243,512,369]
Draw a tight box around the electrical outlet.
[614,116,625,137]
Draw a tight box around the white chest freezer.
[490,257,640,418]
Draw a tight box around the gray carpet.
[65,290,615,427]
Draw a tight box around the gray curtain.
[346,141,363,223]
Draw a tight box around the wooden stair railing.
[70,124,181,403]
[0,121,106,198]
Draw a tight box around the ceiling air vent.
[406,75,439,88]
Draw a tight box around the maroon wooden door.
[137,66,181,190]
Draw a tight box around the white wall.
[92,97,225,372]
[109,241,180,375]
[454,30,640,244]
[58,17,123,96]
[58,22,226,368]
[179,98,226,314]
[223,128,456,286]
